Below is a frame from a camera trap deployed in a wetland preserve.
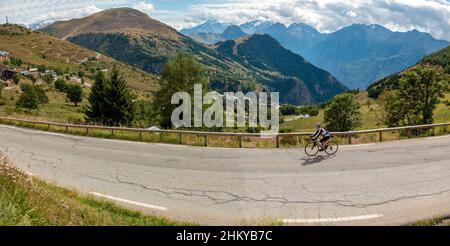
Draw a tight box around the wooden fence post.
[431,127,436,136]
[179,133,182,144]
[348,134,352,145]
[276,135,280,148]
[239,136,243,148]
[379,131,383,142]
[204,134,208,147]
[139,130,143,141]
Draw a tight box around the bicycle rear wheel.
[304,142,319,156]
[325,140,339,155]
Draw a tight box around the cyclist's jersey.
[311,128,331,140]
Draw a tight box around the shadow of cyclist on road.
[301,155,335,166]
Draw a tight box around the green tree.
[380,65,448,126]
[378,90,406,126]
[9,57,22,67]
[399,65,447,125]
[280,104,298,116]
[37,65,47,73]
[54,79,68,92]
[16,84,39,113]
[42,74,54,84]
[85,72,107,124]
[66,84,83,106]
[103,67,135,126]
[86,67,135,126]
[12,74,20,84]
[78,70,85,79]
[324,93,362,132]
[34,85,49,104]
[135,100,155,127]
[154,51,208,128]
[30,75,37,84]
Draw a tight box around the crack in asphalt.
[111,174,450,209]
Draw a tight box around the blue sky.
[0,0,449,40]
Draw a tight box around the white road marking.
[89,192,168,211]
[281,214,383,223]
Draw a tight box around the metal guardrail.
[0,117,449,148]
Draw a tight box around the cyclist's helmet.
[316,122,321,128]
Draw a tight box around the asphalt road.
[0,124,449,225]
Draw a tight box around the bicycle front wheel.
[304,142,319,157]
[325,140,339,155]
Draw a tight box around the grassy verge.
[0,155,190,226]
[411,217,450,226]
[0,116,448,149]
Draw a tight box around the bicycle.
[304,137,339,157]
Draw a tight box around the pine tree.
[102,66,136,126]
[85,72,107,124]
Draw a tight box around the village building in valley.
[0,51,10,63]
[0,64,17,82]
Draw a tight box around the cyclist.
[311,123,331,151]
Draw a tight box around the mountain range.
[185,25,247,45]
[41,8,348,105]
[184,20,449,89]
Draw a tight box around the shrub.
[12,74,20,84]
[66,84,83,106]
[280,104,298,116]
[54,79,68,92]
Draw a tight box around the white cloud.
[133,1,154,13]
[165,0,450,41]
[0,0,135,24]
[0,0,156,26]
[0,0,448,41]
[33,5,103,24]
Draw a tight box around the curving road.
[0,124,449,225]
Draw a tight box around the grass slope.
[0,155,188,226]
[0,24,158,95]
[0,85,88,122]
